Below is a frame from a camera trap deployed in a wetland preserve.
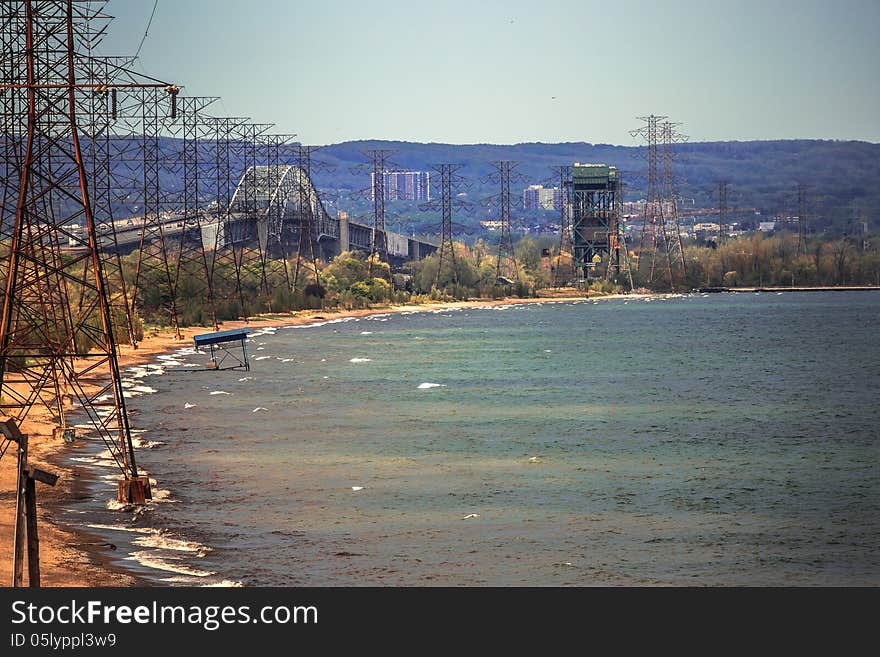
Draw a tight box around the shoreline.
[6,285,863,587]
[4,291,625,587]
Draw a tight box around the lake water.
[58,292,880,585]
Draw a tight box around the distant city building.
[371,171,431,202]
[523,185,561,211]
[758,221,777,232]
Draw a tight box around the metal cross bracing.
[364,149,395,278]
[112,85,183,338]
[201,115,250,319]
[227,121,275,313]
[0,0,180,504]
[419,163,469,291]
[797,182,808,257]
[630,115,663,284]
[214,121,272,319]
[569,164,619,280]
[630,114,664,265]
[76,55,141,349]
[606,178,635,291]
[630,115,687,290]
[162,96,222,331]
[718,180,729,242]
[605,181,635,291]
[259,134,296,294]
[482,160,523,283]
[549,164,574,287]
[290,144,328,293]
[659,120,687,284]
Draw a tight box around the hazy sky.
[99,0,880,145]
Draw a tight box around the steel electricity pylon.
[420,163,469,291]
[0,0,176,505]
[630,115,687,290]
[482,161,524,283]
[550,164,573,287]
[365,149,395,277]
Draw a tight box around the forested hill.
[311,139,879,232]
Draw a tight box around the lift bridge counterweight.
[193,328,251,371]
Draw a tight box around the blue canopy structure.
[193,328,250,371]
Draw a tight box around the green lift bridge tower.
[570,163,620,279]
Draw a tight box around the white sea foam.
[254,356,271,361]
[417,382,445,389]
[184,402,197,409]
[106,498,132,511]
[349,358,372,363]
[209,391,230,395]
[149,487,173,502]
[87,523,152,534]
[202,580,244,588]
[132,437,164,449]
[290,316,356,329]
[252,407,268,413]
[131,533,210,557]
[360,331,373,335]
[238,377,253,382]
[127,551,216,577]
[70,456,103,465]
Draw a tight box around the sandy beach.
[2,291,641,587]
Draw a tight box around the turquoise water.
[62,292,880,585]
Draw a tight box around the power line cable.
[134,0,159,59]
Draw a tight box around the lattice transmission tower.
[0,0,177,503]
[482,161,523,282]
[630,115,687,290]
[797,182,809,256]
[420,163,469,291]
[718,180,729,242]
[291,144,330,292]
[550,165,574,287]
[365,149,395,278]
